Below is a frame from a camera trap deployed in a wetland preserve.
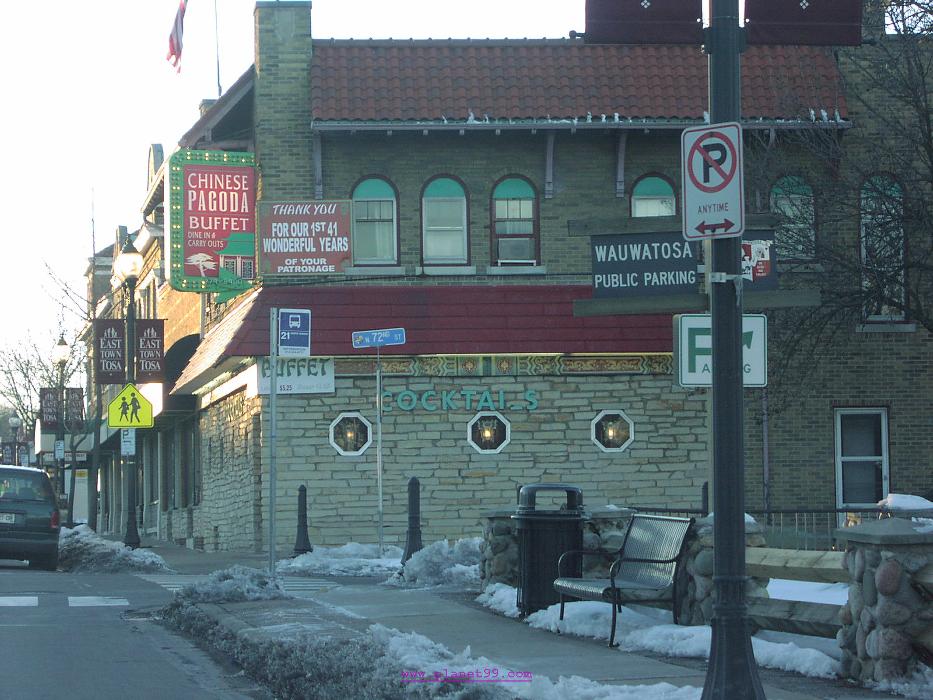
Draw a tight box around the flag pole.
[214,0,222,97]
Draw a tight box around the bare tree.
[740,2,933,411]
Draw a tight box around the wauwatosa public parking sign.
[166,149,257,295]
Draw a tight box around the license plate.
[0,512,15,524]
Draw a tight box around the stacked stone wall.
[252,372,706,550]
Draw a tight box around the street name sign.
[681,122,745,240]
[107,383,154,429]
[674,314,767,387]
[277,308,311,357]
[352,327,407,349]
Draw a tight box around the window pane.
[498,238,534,261]
[424,199,464,228]
[633,197,675,218]
[425,229,466,260]
[495,200,508,218]
[841,414,882,456]
[354,221,395,263]
[841,460,884,503]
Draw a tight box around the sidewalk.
[144,539,888,700]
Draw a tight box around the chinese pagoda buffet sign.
[167,150,256,294]
[258,200,351,276]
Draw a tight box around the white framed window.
[329,412,372,456]
[834,408,890,510]
[219,255,255,280]
[467,411,510,454]
[860,176,905,321]
[591,410,635,453]
[492,177,537,265]
[352,178,398,265]
[423,177,468,264]
[770,175,815,260]
[631,176,676,218]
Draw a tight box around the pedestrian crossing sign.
[107,383,154,429]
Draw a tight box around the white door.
[835,408,890,517]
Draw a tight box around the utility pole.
[701,1,765,698]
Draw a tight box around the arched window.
[770,176,815,260]
[860,176,905,321]
[422,177,468,265]
[352,178,398,265]
[631,176,675,217]
[492,177,538,265]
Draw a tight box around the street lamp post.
[114,238,144,549]
[52,336,70,499]
[8,415,22,465]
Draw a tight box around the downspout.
[762,388,770,512]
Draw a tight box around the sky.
[0,0,586,358]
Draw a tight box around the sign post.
[698,1,765,697]
[351,327,407,555]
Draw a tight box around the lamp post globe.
[114,238,143,549]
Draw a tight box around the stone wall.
[191,389,263,551]
[258,371,706,550]
[675,515,770,626]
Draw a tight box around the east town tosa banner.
[93,319,165,384]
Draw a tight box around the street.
[0,561,268,700]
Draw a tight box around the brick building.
[87,1,932,553]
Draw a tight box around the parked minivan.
[0,465,60,570]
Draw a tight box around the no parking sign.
[681,122,745,240]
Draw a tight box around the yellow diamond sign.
[108,383,154,429]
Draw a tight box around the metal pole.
[57,368,65,500]
[402,476,423,563]
[123,277,141,548]
[268,308,279,576]
[376,345,384,557]
[701,1,764,698]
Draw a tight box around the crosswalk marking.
[68,596,129,607]
[0,596,37,606]
[136,573,336,597]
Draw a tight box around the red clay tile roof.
[172,285,673,393]
[309,40,847,124]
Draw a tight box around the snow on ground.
[176,565,292,603]
[477,584,933,698]
[767,578,850,605]
[58,525,172,573]
[276,542,404,577]
[385,538,482,588]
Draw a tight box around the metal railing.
[633,504,933,550]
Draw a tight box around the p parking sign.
[674,314,767,387]
[681,122,745,240]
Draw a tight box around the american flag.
[167,1,187,71]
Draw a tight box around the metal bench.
[553,513,695,647]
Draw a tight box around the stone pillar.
[836,518,933,684]
[676,515,770,626]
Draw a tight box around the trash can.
[511,483,584,617]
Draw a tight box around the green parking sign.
[674,314,767,387]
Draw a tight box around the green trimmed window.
[770,176,815,260]
[422,177,468,264]
[860,176,905,321]
[631,176,675,217]
[352,178,398,265]
[492,177,537,265]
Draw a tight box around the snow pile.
[174,566,291,603]
[478,585,840,680]
[57,525,172,573]
[475,582,521,618]
[878,493,933,511]
[879,493,933,532]
[276,542,404,577]
[386,538,482,588]
[374,624,701,700]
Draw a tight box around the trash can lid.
[516,483,584,513]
